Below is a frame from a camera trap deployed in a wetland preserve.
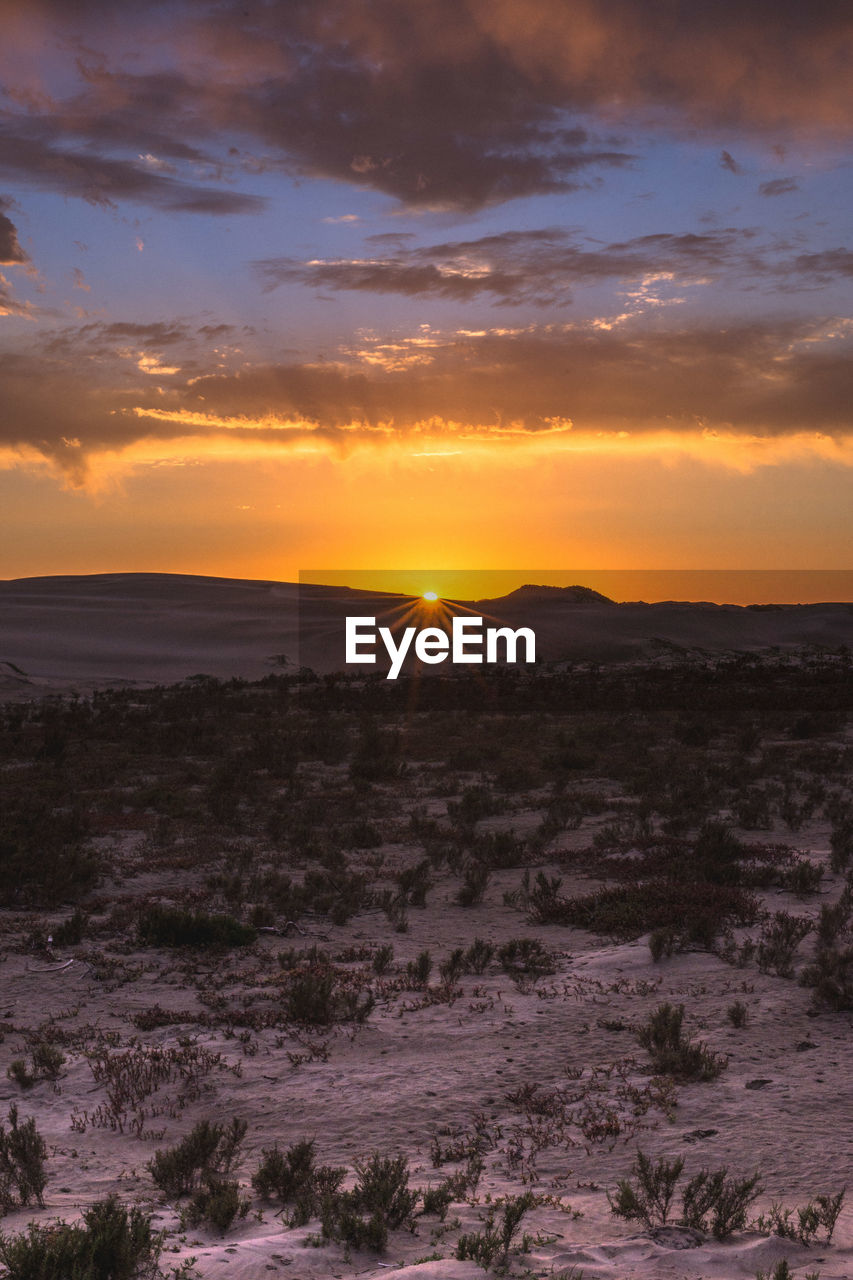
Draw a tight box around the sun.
[422,591,439,602]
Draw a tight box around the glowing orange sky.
[1,2,852,587]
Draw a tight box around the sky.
[1,0,852,593]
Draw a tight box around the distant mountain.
[0,572,851,697]
[479,583,614,605]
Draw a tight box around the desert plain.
[0,575,852,1280]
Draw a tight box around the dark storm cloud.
[759,177,800,196]
[256,227,766,305]
[4,0,851,212]
[0,197,28,265]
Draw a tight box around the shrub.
[138,906,256,950]
[0,1197,161,1280]
[52,909,87,946]
[456,1192,536,1270]
[283,969,374,1026]
[755,1188,845,1244]
[530,879,758,944]
[184,1177,249,1234]
[830,815,853,872]
[680,1168,762,1238]
[649,927,678,962]
[457,861,490,908]
[8,1041,66,1089]
[397,860,432,907]
[609,1150,761,1239]
[421,1182,454,1220]
[801,900,853,1010]
[148,1117,246,1199]
[498,937,555,983]
[755,1262,794,1280]
[0,1104,47,1211]
[782,860,822,896]
[757,912,812,978]
[439,948,466,985]
[727,1000,749,1028]
[252,1139,320,1223]
[319,1152,418,1252]
[695,821,746,885]
[406,950,432,987]
[608,1150,684,1228]
[637,1004,727,1081]
[801,942,853,1011]
[372,944,394,975]
[350,1153,419,1230]
[465,938,495,974]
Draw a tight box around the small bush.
[727,1000,749,1028]
[350,1153,419,1230]
[800,942,853,1011]
[830,815,853,872]
[457,861,490,908]
[609,1150,761,1239]
[649,927,678,962]
[439,948,466,985]
[637,1004,727,1081]
[138,906,256,950]
[421,1182,454,1220]
[757,912,812,978]
[253,1139,315,1215]
[185,1177,249,1234]
[148,1117,246,1199]
[397,860,432,906]
[372,944,394,975]
[456,1192,535,1270]
[755,1188,845,1244]
[52,909,87,946]
[498,937,555,983]
[8,1041,66,1090]
[530,878,758,944]
[755,1261,794,1280]
[283,968,374,1026]
[406,950,432,987]
[465,938,495,974]
[0,1196,161,1280]
[0,1104,48,1211]
[608,1150,684,1228]
[319,1152,418,1252]
[680,1168,762,1238]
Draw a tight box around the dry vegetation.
[0,651,852,1277]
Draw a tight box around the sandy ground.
[1,575,851,1278]
[2,840,852,1278]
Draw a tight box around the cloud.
[256,227,763,305]
[791,249,853,279]
[720,150,743,174]
[759,177,800,196]
[0,125,266,214]
[3,315,851,484]
[4,1,850,212]
[0,273,29,316]
[0,198,29,265]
